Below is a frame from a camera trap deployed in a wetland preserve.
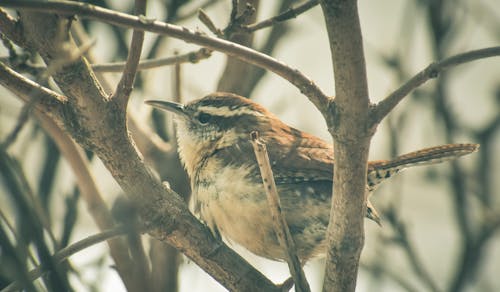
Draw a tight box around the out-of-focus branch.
[2,226,131,292]
[384,206,439,292]
[371,46,500,125]
[360,261,419,292]
[34,113,145,291]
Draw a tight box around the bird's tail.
[367,143,479,191]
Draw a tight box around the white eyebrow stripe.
[197,105,264,117]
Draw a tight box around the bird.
[145,92,478,262]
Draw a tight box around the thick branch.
[371,46,500,125]
[320,0,371,291]
[0,0,330,116]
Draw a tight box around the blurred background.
[0,0,499,291]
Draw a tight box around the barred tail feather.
[367,143,479,190]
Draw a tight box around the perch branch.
[250,131,310,292]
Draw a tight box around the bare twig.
[0,0,330,117]
[371,46,500,125]
[244,0,319,32]
[111,0,146,108]
[2,226,131,292]
[1,48,212,72]
[250,131,311,292]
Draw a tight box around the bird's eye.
[197,112,212,124]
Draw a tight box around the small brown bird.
[146,93,478,261]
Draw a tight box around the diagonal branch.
[0,0,331,116]
[371,46,500,125]
[250,132,311,292]
[0,61,66,120]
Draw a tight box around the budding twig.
[250,131,311,292]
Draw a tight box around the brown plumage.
[146,93,479,261]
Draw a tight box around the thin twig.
[0,0,331,117]
[111,0,146,108]
[244,0,319,32]
[371,46,500,125]
[1,48,212,73]
[1,226,131,292]
[250,131,311,292]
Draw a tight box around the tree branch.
[320,0,371,291]
[371,46,500,125]
[0,0,330,116]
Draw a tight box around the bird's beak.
[145,100,187,118]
